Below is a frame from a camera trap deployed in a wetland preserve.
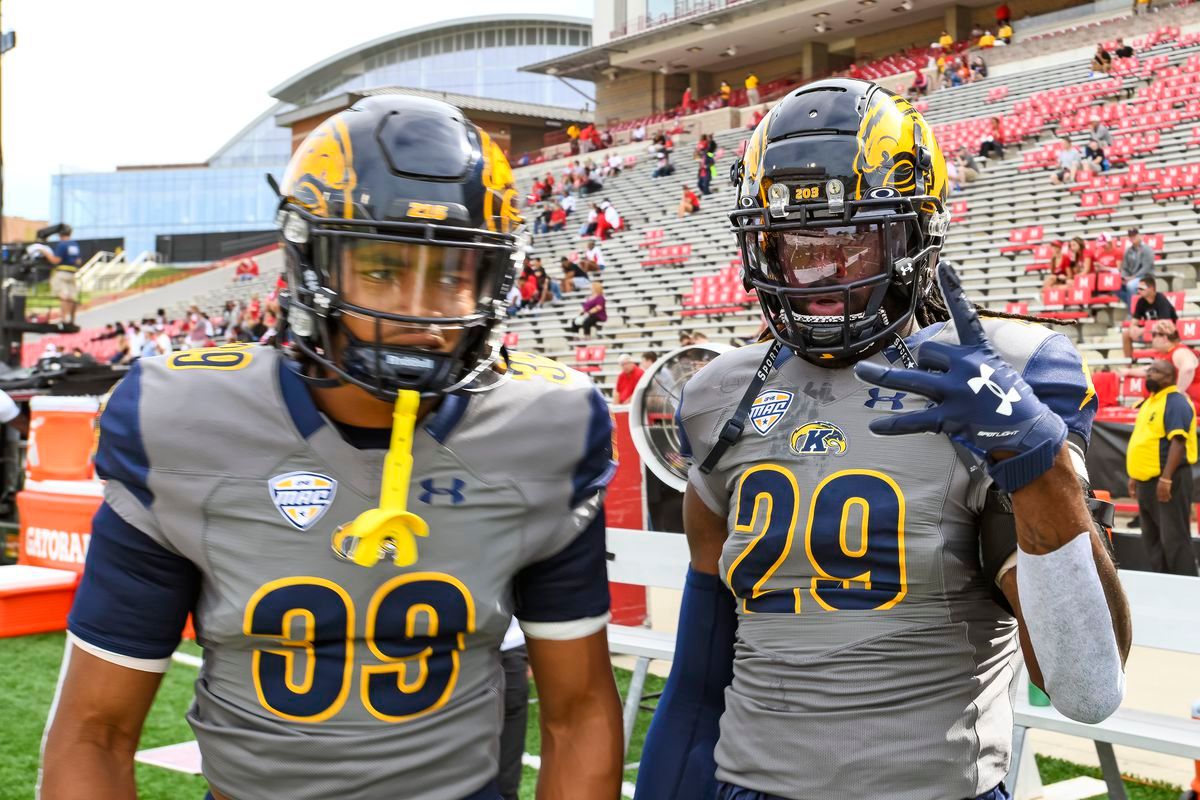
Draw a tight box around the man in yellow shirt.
[979,30,996,47]
[939,30,954,49]
[719,80,731,106]
[745,73,759,105]
[1127,359,1200,575]
[999,23,1013,43]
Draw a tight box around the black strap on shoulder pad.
[699,339,784,475]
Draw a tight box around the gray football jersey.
[79,345,614,800]
[678,319,1096,800]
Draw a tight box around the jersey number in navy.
[244,572,475,723]
[727,466,906,613]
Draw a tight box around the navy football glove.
[853,260,1066,494]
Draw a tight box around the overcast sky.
[1,0,593,220]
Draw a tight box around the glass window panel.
[505,28,516,46]
[569,29,581,45]
[484,30,495,47]
[547,28,559,45]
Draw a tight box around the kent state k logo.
[419,478,467,506]
[789,421,848,456]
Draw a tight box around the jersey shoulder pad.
[110,345,298,475]
[980,318,1098,445]
[677,343,770,460]
[467,350,612,486]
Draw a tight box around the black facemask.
[1145,378,1164,394]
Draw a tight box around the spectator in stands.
[969,23,984,40]
[641,351,658,371]
[560,191,576,217]
[566,124,580,155]
[696,135,717,195]
[43,225,82,329]
[615,354,644,404]
[650,134,674,178]
[955,147,980,183]
[1042,241,1075,290]
[1090,232,1121,271]
[1122,276,1176,358]
[1119,228,1157,306]
[533,204,551,235]
[632,123,646,142]
[1082,138,1109,174]
[978,30,996,48]
[995,1,1010,26]
[1090,43,1113,76]
[692,331,710,344]
[532,262,553,306]
[580,167,604,196]
[979,117,1005,160]
[1126,358,1200,576]
[582,238,605,272]
[185,307,215,349]
[679,185,701,217]
[938,30,953,49]
[719,81,732,107]
[747,107,766,131]
[1050,137,1083,185]
[505,281,522,317]
[946,158,962,193]
[745,74,760,105]
[595,200,623,241]
[1089,117,1114,148]
[548,202,567,232]
[560,256,591,293]
[1113,37,1135,58]
[969,54,988,81]
[122,323,145,364]
[578,123,595,154]
[1133,0,1151,15]
[567,282,606,338]
[679,331,694,347]
[579,204,599,237]
[604,152,623,178]
[907,69,928,100]
[680,87,694,116]
[998,22,1013,44]
[1122,320,1200,403]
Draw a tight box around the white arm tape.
[519,613,610,642]
[1016,531,1125,723]
[68,632,172,674]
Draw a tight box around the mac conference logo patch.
[748,390,794,435]
[269,472,338,530]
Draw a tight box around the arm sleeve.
[67,503,200,667]
[634,568,736,800]
[1022,333,1098,446]
[1163,392,1194,439]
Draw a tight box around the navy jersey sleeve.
[67,503,200,663]
[1164,392,1194,439]
[94,362,158,523]
[513,509,610,625]
[570,387,617,509]
[1023,332,1098,447]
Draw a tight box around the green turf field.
[0,633,1183,800]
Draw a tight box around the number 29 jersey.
[65,345,615,800]
[678,319,1097,800]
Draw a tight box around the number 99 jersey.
[64,345,615,800]
[677,319,1096,800]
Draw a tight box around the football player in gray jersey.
[637,79,1131,800]
[41,97,624,800]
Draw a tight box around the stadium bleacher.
[503,13,1200,404]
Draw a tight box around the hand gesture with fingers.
[854,260,1067,494]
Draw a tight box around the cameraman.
[42,225,81,328]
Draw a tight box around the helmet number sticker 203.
[793,184,822,202]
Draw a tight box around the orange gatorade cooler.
[17,479,104,573]
[0,565,79,637]
[26,395,100,482]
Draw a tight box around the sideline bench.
[605,527,687,758]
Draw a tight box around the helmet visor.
[762,221,910,318]
[339,239,483,320]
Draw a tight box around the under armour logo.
[967,364,1021,416]
[418,478,466,505]
[864,388,907,410]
